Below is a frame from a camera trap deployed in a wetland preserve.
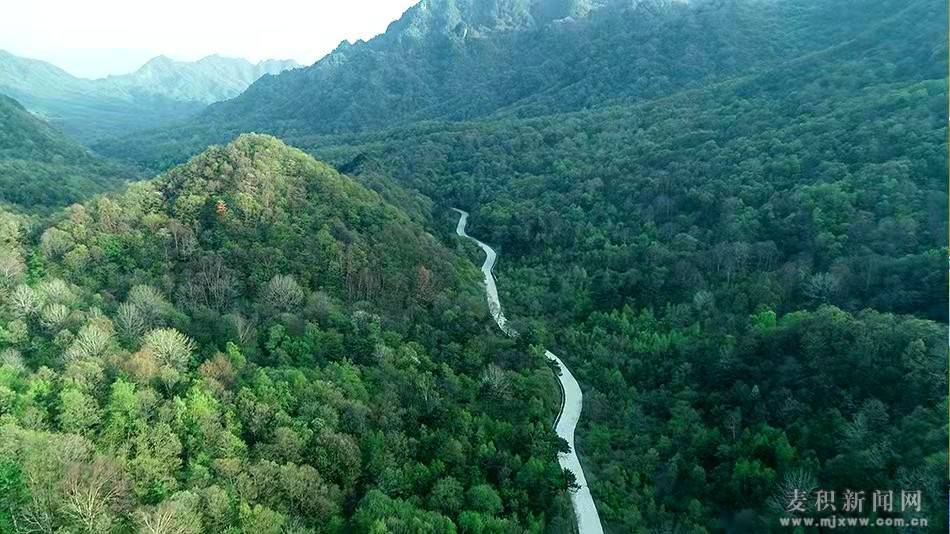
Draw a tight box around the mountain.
[44,134,471,317]
[0,94,126,206]
[0,133,572,531]
[96,0,934,168]
[0,51,299,142]
[92,0,947,531]
[2,0,945,531]
[306,0,947,530]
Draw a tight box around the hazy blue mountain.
[0,50,299,142]
[0,50,84,100]
[101,54,301,104]
[0,94,126,206]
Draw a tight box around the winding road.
[453,208,605,534]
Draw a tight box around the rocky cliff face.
[380,0,614,43]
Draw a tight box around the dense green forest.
[0,135,576,532]
[1,0,946,531]
[0,95,127,207]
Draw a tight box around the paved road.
[453,208,605,534]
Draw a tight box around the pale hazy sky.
[0,0,418,79]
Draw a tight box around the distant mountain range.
[0,51,300,142]
[99,54,301,104]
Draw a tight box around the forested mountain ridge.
[0,134,575,531]
[4,0,945,531]
[0,94,127,207]
[0,51,298,142]
[121,0,944,530]
[95,0,920,167]
[304,0,947,321]
[286,0,945,529]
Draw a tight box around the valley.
[0,0,946,532]
[454,207,604,534]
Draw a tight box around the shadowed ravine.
[452,208,605,534]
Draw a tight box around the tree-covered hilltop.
[0,134,575,532]
[0,94,127,207]
[0,51,299,142]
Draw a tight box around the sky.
[0,0,418,79]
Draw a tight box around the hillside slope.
[0,134,572,532]
[72,0,949,530]
[292,0,947,529]
[0,94,126,206]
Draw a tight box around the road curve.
[453,208,605,534]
